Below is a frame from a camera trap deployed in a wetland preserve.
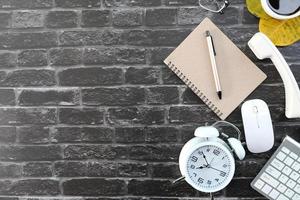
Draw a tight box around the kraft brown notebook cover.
[164,18,267,120]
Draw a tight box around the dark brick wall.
[0,0,299,199]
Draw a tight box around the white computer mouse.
[241,99,274,153]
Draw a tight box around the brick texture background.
[0,0,299,199]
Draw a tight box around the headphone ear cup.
[228,138,246,160]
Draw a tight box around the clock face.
[186,144,234,192]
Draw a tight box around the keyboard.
[251,136,300,200]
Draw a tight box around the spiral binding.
[167,61,223,117]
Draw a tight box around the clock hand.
[202,153,209,165]
[196,165,206,169]
[208,166,226,174]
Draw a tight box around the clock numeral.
[222,164,227,168]
[222,156,227,160]
[191,156,198,162]
[220,171,226,177]
[190,165,195,169]
[215,178,219,182]
[207,180,212,185]
[213,149,220,156]
[193,173,197,177]
[206,148,210,152]
[198,151,203,155]
[198,177,204,183]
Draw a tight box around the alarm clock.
[178,121,245,193]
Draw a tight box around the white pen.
[205,30,222,100]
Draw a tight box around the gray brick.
[55,0,101,8]
[112,9,142,27]
[49,48,82,66]
[104,0,161,7]
[128,179,196,196]
[63,179,126,196]
[178,7,209,25]
[18,89,79,106]
[58,108,104,125]
[0,32,58,49]
[0,0,53,9]
[81,10,110,27]
[46,11,78,28]
[0,108,56,125]
[146,8,177,26]
[23,162,52,177]
[242,6,259,24]
[17,50,47,67]
[210,7,240,25]
[147,86,179,105]
[0,52,16,68]
[64,145,127,160]
[151,163,180,178]
[165,0,198,6]
[182,87,203,104]
[0,69,56,86]
[82,87,145,106]
[59,67,123,86]
[162,66,183,84]
[148,48,173,64]
[223,27,258,44]
[129,144,180,161]
[118,163,147,177]
[83,47,146,65]
[51,127,113,143]
[169,106,218,124]
[12,11,43,28]
[0,163,21,178]
[0,145,62,161]
[0,127,16,143]
[0,12,11,28]
[115,127,178,143]
[107,107,165,125]
[124,29,190,46]
[0,179,59,195]
[18,126,49,144]
[59,30,123,46]
[0,89,15,105]
[54,161,117,177]
[125,67,160,84]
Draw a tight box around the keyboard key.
[282,147,290,154]
[254,179,264,189]
[292,194,300,200]
[282,166,292,176]
[277,151,287,161]
[290,152,298,160]
[261,172,279,188]
[269,189,280,199]
[262,184,272,194]
[284,156,294,166]
[277,194,289,200]
[272,159,285,170]
[290,171,300,181]
[292,162,300,171]
[279,174,289,184]
[277,183,287,193]
[286,179,296,189]
[266,165,281,178]
[294,184,300,192]
[285,189,295,198]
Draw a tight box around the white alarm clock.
[178,121,245,193]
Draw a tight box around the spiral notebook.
[164,18,267,120]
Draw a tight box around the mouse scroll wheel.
[253,106,258,113]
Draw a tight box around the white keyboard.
[251,136,300,200]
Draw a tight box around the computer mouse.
[241,99,274,153]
